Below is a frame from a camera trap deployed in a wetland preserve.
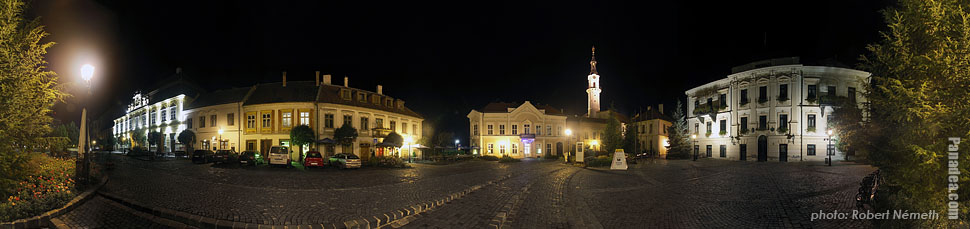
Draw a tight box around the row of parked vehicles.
[189,146,361,169]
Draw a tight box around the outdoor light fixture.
[564,129,572,136]
[81,64,95,82]
[218,129,224,135]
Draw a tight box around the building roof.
[633,108,673,122]
[145,74,205,105]
[316,84,423,118]
[185,87,252,110]
[243,81,319,106]
[477,101,566,116]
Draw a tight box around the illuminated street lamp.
[564,129,572,162]
[218,129,224,150]
[78,64,94,185]
[691,134,698,161]
[405,136,414,162]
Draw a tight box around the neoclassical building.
[686,57,870,162]
[467,47,628,159]
[112,70,203,152]
[179,72,423,162]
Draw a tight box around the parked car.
[212,150,232,163]
[267,146,291,167]
[329,153,361,169]
[238,150,258,166]
[303,151,325,168]
[173,150,187,158]
[191,150,213,164]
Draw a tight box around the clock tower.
[586,46,602,117]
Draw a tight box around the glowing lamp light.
[826,130,833,136]
[218,129,224,135]
[691,134,697,139]
[564,129,572,136]
[81,64,95,82]
[590,140,599,146]
[455,139,460,144]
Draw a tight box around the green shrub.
[584,155,613,167]
[542,153,561,160]
[365,156,407,168]
[0,154,77,221]
[479,155,500,161]
[498,156,520,163]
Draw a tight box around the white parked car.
[268,146,291,167]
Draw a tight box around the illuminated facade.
[181,72,423,162]
[631,105,672,158]
[112,74,202,152]
[686,57,870,162]
[468,101,568,159]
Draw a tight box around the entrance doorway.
[779,144,788,162]
[260,139,272,155]
[739,144,747,161]
[556,142,563,156]
[757,135,767,162]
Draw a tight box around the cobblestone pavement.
[78,153,875,228]
[97,153,539,226]
[54,195,188,228]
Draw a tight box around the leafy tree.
[622,123,637,156]
[383,132,403,148]
[858,0,970,227]
[147,131,162,157]
[177,130,196,152]
[49,121,79,146]
[131,130,146,147]
[665,100,691,159]
[290,125,315,160]
[602,114,624,154]
[334,123,358,146]
[0,0,66,198]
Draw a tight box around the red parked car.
[304,151,325,168]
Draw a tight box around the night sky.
[34,0,889,142]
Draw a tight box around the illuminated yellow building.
[631,105,672,158]
[182,72,423,162]
[467,101,568,159]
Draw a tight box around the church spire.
[589,46,598,75]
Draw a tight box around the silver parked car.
[329,153,361,169]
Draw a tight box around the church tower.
[586,46,602,117]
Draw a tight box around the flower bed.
[0,154,77,222]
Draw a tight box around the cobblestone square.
[57,153,876,228]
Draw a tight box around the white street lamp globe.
[455,139,459,144]
[564,129,572,136]
[81,64,95,82]
[827,130,833,136]
[218,129,224,135]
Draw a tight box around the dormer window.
[341,90,351,100]
[385,98,392,107]
[358,92,367,102]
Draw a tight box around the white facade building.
[686,57,870,162]
[113,75,203,152]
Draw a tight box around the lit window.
[261,113,271,128]
[282,112,292,127]
[246,114,255,129]
[299,111,310,126]
[511,143,517,154]
[499,125,505,135]
[487,125,493,135]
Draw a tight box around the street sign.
[611,149,628,170]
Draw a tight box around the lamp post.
[825,130,834,166]
[78,64,94,186]
[405,136,413,163]
[691,134,698,161]
[218,129,224,150]
[564,129,572,162]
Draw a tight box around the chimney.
[377,85,383,95]
[282,71,287,87]
[659,104,664,114]
[315,71,320,86]
[344,76,349,87]
[323,74,332,85]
